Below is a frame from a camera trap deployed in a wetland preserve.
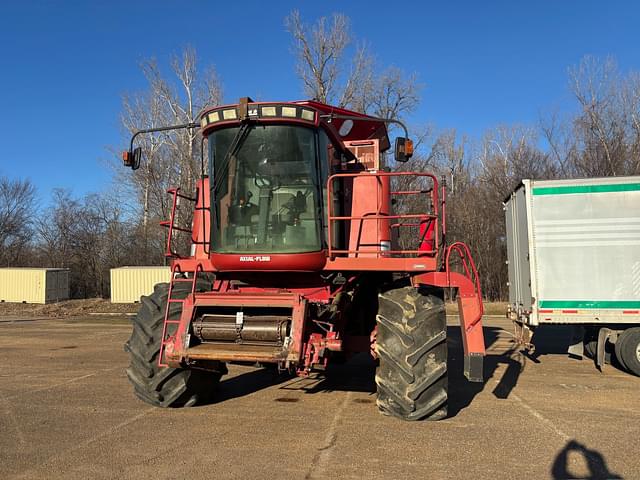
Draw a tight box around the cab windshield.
[209,125,323,253]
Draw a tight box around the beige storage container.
[0,268,70,304]
[110,266,171,303]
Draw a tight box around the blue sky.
[1,1,639,201]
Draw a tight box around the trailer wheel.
[375,285,447,421]
[616,328,640,376]
[614,332,629,371]
[124,281,227,407]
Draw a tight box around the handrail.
[445,241,484,317]
[326,171,440,258]
[158,262,203,367]
[161,187,197,258]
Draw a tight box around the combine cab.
[123,98,485,420]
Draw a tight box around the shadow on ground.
[207,323,625,418]
[449,323,594,415]
[206,323,527,419]
[448,325,504,416]
[211,367,294,405]
[280,353,378,395]
[527,324,626,371]
[551,440,623,479]
[530,325,573,357]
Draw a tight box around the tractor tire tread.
[375,286,448,421]
[124,279,224,408]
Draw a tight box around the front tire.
[124,281,227,407]
[375,285,448,421]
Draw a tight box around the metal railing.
[160,187,197,258]
[326,171,441,258]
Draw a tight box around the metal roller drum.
[193,314,289,346]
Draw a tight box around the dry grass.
[446,301,507,316]
[0,298,138,318]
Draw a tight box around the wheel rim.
[636,342,640,363]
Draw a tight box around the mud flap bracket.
[596,327,618,371]
[464,353,483,382]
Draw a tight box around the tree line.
[2,12,639,300]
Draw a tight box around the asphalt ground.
[0,314,638,480]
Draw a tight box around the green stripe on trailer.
[539,300,640,309]
[532,183,640,196]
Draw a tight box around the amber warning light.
[122,147,142,170]
[405,139,414,156]
[394,137,414,162]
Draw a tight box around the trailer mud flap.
[596,327,618,371]
[567,325,585,358]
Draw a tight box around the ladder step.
[163,320,181,324]
[171,278,195,282]
[168,299,186,303]
[161,224,191,233]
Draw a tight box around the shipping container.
[110,266,171,303]
[504,176,640,373]
[0,268,70,304]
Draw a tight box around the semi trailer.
[505,176,640,375]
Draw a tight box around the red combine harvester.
[122,98,485,420]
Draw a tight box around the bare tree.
[540,110,574,177]
[478,125,557,195]
[339,43,374,111]
[34,189,137,298]
[285,10,351,105]
[620,71,640,172]
[541,56,640,178]
[431,129,470,195]
[285,10,421,120]
[367,67,421,120]
[115,46,223,263]
[568,56,624,176]
[35,189,79,270]
[0,176,37,266]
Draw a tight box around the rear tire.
[617,328,640,376]
[124,281,227,407]
[375,285,447,421]
[614,331,629,371]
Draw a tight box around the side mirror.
[394,137,414,162]
[122,147,142,170]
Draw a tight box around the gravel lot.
[0,314,638,479]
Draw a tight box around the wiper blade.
[212,122,252,195]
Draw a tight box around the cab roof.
[294,100,390,151]
[200,99,390,152]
